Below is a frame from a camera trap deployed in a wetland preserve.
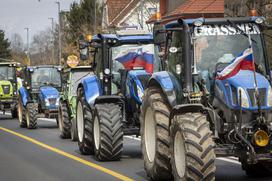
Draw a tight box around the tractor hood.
[39,86,60,99]
[226,70,269,89]
[0,80,14,98]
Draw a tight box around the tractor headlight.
[238,87,249,108]
[45,99,50,107]
[137,85,144,101]
[267,86,272,107]
[56,98,60,106]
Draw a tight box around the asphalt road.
[0,113,272,181]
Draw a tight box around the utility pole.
[24,27,30,65]
[94,0,97,33]
[49,17,55,65]
[140,0,144,29]
[55,1,61,65]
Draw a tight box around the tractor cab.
[0,62,18,117]
[80,30,161,102]
[18,65,62,129]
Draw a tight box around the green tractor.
[58,66,93,140]
[0,62,18,118]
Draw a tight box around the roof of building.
[147,0,224,24]
[107,0,140,26]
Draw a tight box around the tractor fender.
[169,104,215,128]
[79,75,102,105]
[18,87,29,107]
[147,71,181,107]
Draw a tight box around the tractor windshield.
[70,70,91,96]
[111,44,160,74]
[31,67,61,88]
[193,23,266,75]
[0,66,15,81]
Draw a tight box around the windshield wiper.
[227,19,257,44]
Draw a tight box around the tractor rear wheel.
[76,88,94,155]
[170,112,216,181]
[18,96,26,128]
[26,103,38,129]
[140,87,172,180]
[93,103,123,161]
[71,118,78,141]
[58,101,71,139]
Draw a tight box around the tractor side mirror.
[153,23,166,45]
[79,40,89,61]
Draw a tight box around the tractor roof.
[63,65,92,73]
[92,33,153,44]
[165,16,263,29]
[27,65,62,69]
[0,62,17,67]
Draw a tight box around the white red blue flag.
[216,48,254,80]
[114,44,154,73]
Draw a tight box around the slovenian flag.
[114,44,154,73]
[216,48,254,80]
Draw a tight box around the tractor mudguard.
[147,71,181,107]
[94,95,124,106]
[18,87,29,107]
[170,104,206,121]
[80,75,102,105]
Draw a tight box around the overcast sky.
[0,0,79,43]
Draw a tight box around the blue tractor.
[77,31,161,161]
[18,65,62,129]
[140,16,272,180]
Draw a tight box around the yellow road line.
[0,126,134,181]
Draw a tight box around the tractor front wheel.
[26,103,38,129]
[58,101,71,139]
[70,118,78,141]
[76,88,94,155]
[18,96,26,128]
[170,112,216,181]
[93,103,123,161]
[242,161,272,177]
[140,87,172,180]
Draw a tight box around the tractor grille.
[2,85,10,94]
[247,88,266,107]
[48,98,57,105]
[137,75,151,90]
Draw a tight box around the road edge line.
[0,126,134,181]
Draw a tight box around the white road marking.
[124,136,141,141]
[217,157,241,165]
[38,118,57,123]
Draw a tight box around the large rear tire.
[58,101,71,139]
[140,87,172,180]
[93,103,123,161]
[18,96,26,128]
[170,112,216,181]
[76,88,94,155]
[71,117,78,141]
[26,103,38,129]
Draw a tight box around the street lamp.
[55,1,61,65]
[24,27,30,65]
[48,17,54,65]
